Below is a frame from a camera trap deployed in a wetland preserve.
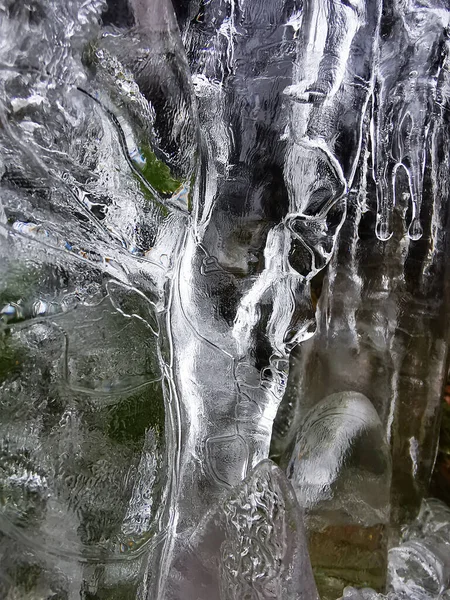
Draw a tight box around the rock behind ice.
[287,391,391,527]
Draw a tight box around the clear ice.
[340,498,450,600]
[0,0,449,599]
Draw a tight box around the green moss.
[0,265,41,381]
[187,166,197,213]
[137,145,182,197]
[9,563,42,594]
[0,265,41,307]
[105,382,165,448]
[0,333,23,384]
[81,41,97,70]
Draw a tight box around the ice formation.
[0,0,449,599]
[341,498,450,600]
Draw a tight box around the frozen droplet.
[375,214,393,242]
[408,217,423,241]
[32,300,48,316]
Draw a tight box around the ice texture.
[273,0,450,530]
[388,498,450,599]
[284,392,391,598]
[0,0,449,598]
[163,460,319,600]
[340,499,450,600]
[287,391,391,526]
[372,0,450,241]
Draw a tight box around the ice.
[285,391,391,599]
[287,391,391,525]
[372,0,450,241]
[164,460,319,600]
[272,0,450,552]
[338,499,450,600]
[388,541,449,600]
[0,0,449,598]
[387,499,450,599]
[405,498,450,541]
[340,588,396,600]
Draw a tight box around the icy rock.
[287,391,391,526]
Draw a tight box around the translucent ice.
[372,0,450,241]
[0,0,450,598]
[287,391,391,526]
[388,499,450,600]
[340,588,396,600]
[339,499,450,600]
[163,460,319,600]
[286,391,391,598]
[273,0,450,545]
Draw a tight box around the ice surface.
[285,391,391,598]
[163,460,319,600]
[388,499,450,599]
[287,391,391,526]
[372,0,450,241]
[0,0,449,598]
[339,499,450,600]
[273,0,450,533]
[340,588,395,600]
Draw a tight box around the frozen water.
[286,391,391,598]
[0,0,449,598]
[339,499,450,600]
[373,0,450,241]
[340,588,396,600]
[273,0,450,535]
[164,459,319,600]
[287,391,391,526]
[388,499,450,600]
